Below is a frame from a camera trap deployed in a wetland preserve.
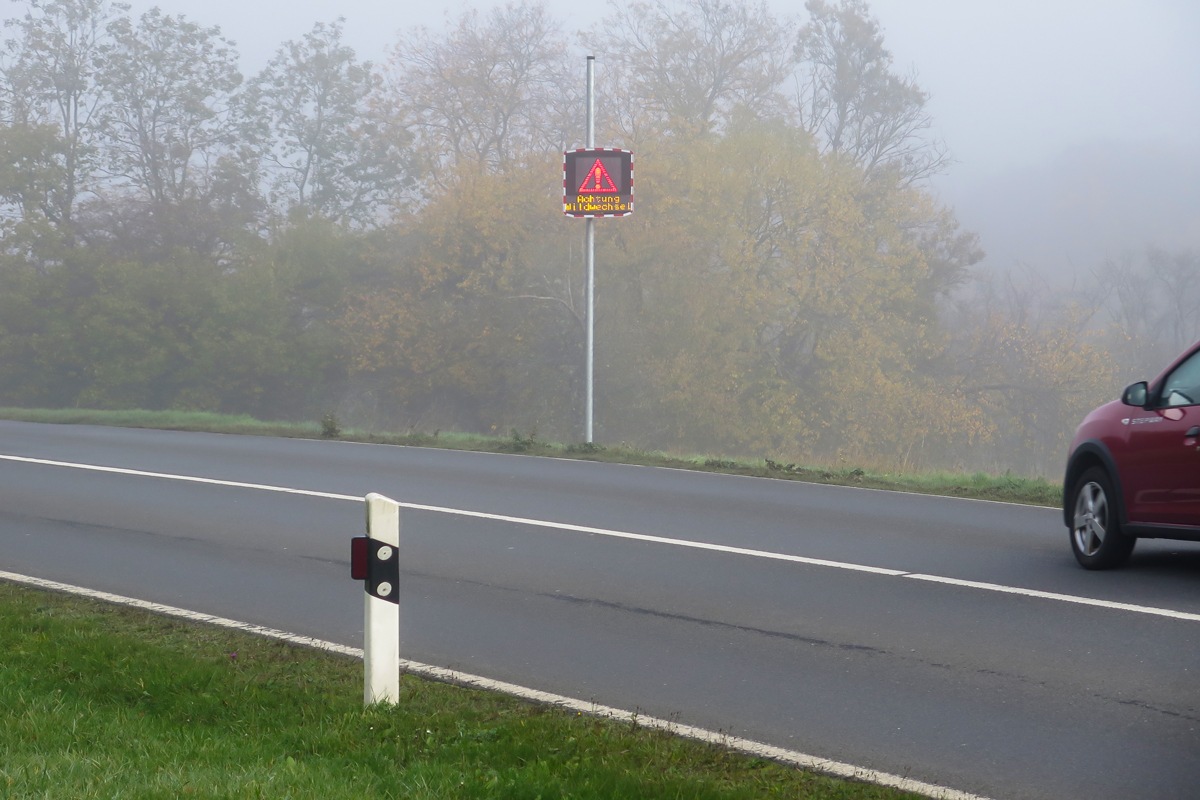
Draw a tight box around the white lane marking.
[399,499,908,575]
[905,574,1200,622]
[0,569,994,800]
[0,454,904,576]
[0,454,362,501]
[3,453,1198,623]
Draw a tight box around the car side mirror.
[1121,381,1149,407]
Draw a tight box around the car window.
[1161,350,1200,407]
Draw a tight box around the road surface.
[2,421,1198,800]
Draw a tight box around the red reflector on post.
[350,536,369,580]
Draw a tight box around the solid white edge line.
[0,569,994,800]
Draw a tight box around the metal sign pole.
[585,55,595,443]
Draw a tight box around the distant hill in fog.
[938,141,1200,281]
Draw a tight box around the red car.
[1064,339,1200,568]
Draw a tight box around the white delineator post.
[361,493,400,705]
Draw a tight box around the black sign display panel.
[563,148,633,217]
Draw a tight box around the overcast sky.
[83,0,1198,190]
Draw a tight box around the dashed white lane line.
[0,569,995,800]
[4,453,1200,626]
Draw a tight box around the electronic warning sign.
[563,148,633,217]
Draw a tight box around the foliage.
[98,9,243,204]
[0,0,1160,477]
[590,118,982,465]
[94,8,259,258]
[251,19,410,226]
[595,0,796,138]
[504,426,540,453]
[0,232,350,418]
[320,411,341,438]
[335,157,580,435]
[384,2,575,183]
[0,0,120,239]
[943,269,1120,475]
[795,0,949,182]
[0,121,66,234]
[1089,247,1200,376]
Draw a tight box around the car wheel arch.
[1064,440,1127,528]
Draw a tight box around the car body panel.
[1064,340,1200,549]
[1122,404,1200,524]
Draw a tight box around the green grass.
[0,582,923,800]
[0,407,1061,507]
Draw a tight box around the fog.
[1,0,1197,476]
[102,0,1200,278]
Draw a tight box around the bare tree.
[1,0,125,240]
[385,1,574,186]
[794,0,948,183]
[594,0,795,139]
[85,7,260,256]
[98,8,245,208]
[251,20,410,226]
[1092,248,1200,374]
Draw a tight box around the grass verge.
[0,581,923,800]
[0,407,1061,507]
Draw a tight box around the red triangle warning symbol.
[578,159,618,194]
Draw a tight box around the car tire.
[1069,466,1136,569]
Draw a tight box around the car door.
[1123,349,1200,526]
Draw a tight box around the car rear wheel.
[1069,466,1136,569]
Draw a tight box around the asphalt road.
[2,421,1199,800]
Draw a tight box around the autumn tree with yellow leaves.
[0,0,1158,477]
[591,115,984,465]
